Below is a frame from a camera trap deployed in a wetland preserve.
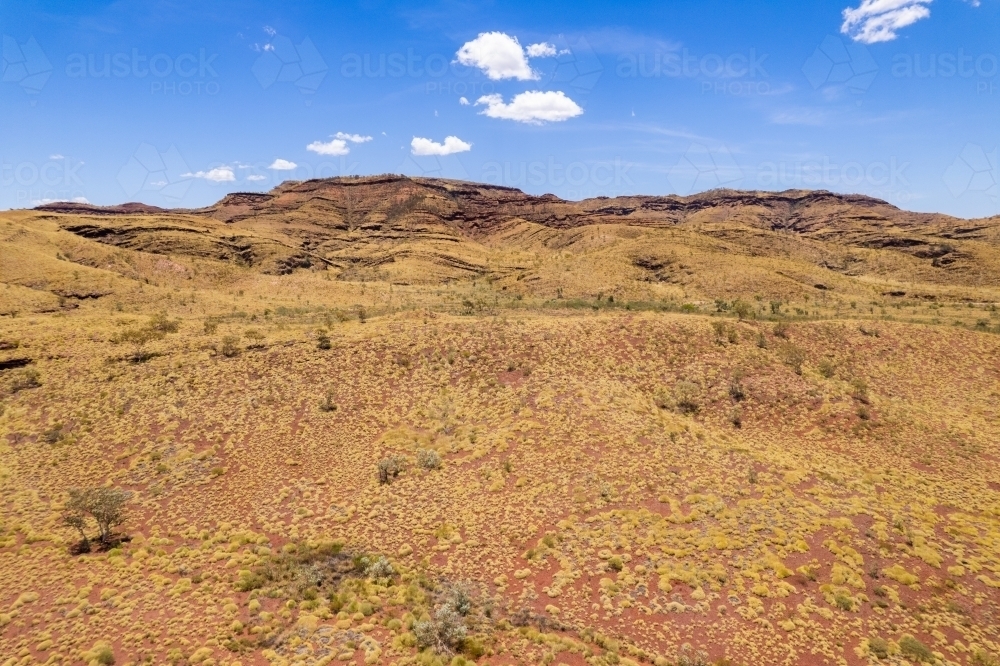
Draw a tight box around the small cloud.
[182,166,237,182]
[455,32,537,80]
[263,43,275,52]
[410,136,472,156]
[459,96,470,105]
[841,0,931,44]
[334,132,372,143]
[49,154,65,160]
[246,174,267,182]
[269,159,297,170]
[307,139,350,156]
[475,90,583,124]
[526,42,557,57]
[263,25,276,36]
[307,132,373,156]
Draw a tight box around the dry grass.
[1,196,1000,666]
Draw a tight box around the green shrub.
[94,645,115,666]
[673,380,700,415]
[378,455,406,484]
[417,449,441,470]
[868,637,889,660]
[899,635,933,662]
[778,342,805,375]
[9,368,41,392]
[220,335,240,357]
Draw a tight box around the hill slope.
[1,178,999,666]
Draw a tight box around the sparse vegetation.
[2,180,1000,665]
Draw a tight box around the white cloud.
[334,132,372,143]
[49,154,64,160]
[307,138,350,156]
[459,96,470,106]
[246,174,267,182]
[526,42,557,57]
[269,159,297,170]
[410,136,472,156]
[475,91,583,124]
[455,32,538,80]
[307,132,373,156]
[841,0,932,44]
[182,166,236,182]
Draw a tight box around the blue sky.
[1,0,997,217]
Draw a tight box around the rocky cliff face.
[33,175,1000,284]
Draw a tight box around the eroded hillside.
[2,178,1000,666]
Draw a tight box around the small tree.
[732,300,753,321]
[64,487,132,547]
[220,334,240,357]
[113,327,164,362]
[319,389,337,412]
[378,455,406,484]
[244,329,265,349]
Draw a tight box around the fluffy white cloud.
[841,0,932,43]
[526,42,557,57]
[475,91,583,124]
[182,166,236,182]
[307,138,350,156]
[246,174,267,182]
[334,132,372,143]
[410,136,472,156]
[459,96,470,105]
[455,32,542,80]
[307,132,373,156]
[269,159,297,170]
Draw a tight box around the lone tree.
[112,327,165,362]
[62,487,132,551]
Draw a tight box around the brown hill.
[28,175,1000,297]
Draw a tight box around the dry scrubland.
[2,178,1000,666]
